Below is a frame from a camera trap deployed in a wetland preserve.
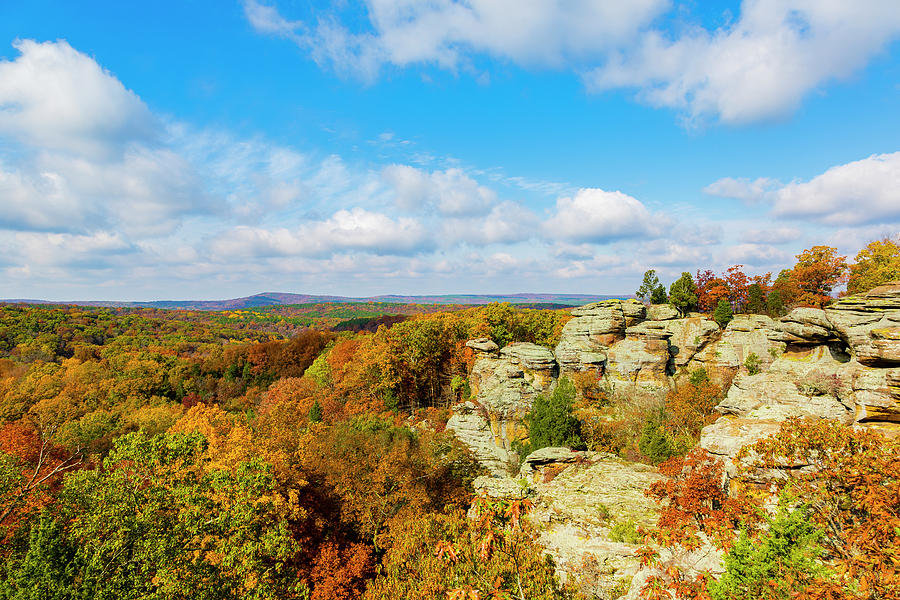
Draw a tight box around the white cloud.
[209,208,432,258]
[740,226,802,244]
[382,164,496,216]
[772,152,900,225]
[545,188,659,243]
[243,0,668,81]
[247,1,900,124]
[0,40,213,236]
[721,243,789,267]
[442,201,539,246]
[586,1,900,124]
[703,176,779,202]
[0,39,157,157]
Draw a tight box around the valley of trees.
[1,238,899,599]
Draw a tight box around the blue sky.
[1,0,899,301]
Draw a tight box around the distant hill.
[1,292,628,311]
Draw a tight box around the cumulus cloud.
[382,164,496,216]
[0,40,214,236]
[0,39,157,156]
[545,188,660,243]
[772,152,900,225]
[209,208,432,258]
[247,1,900,124]
[587,1,900,124]
[443,201,539,246]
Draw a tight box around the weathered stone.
[605,322,673,391]
[555,301,628,373]
[445,402,514,477]
[647,303,680,321]
[527,453,664,598]
[665,316,720,368]
[826,283,900,366]
[465,337,499,353]
[853,365,900,423]
[472,475,527,498]
[500,342,557,371]
[775,307,838,344]
[688,314,784,387]
[622,299,648,325]
[519,446,588,479]
[700,416,783,470]
[459,344,558,467]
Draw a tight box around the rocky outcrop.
[852,366,900,423]
[553,300,633,375]
[826,283,900,366]
[447,342,557,473]
[665,316,720,368]
[771,308,838,344]
[700,284,900,466]
[477,448,664,598]
[445,402,514,477]
[688,314,784,387]
[605,321,674,392]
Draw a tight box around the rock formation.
[446,285,900,599]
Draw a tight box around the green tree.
[668,272,698,316]
[745,283,766,314]
[519,377,584,456]
[713,298,733,328]
[848,237,900,295]
[638,412,676,465]
[308,399,323,423]
[711,504,828,600]
[766,289,785,317]
[636,270,667,304]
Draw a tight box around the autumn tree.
[848,237,900,295]
[788,245,849,308]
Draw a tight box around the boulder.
[465,337,499,353]
[605,321,673,391]
[555,300,630,374]
[665,316,720,368]
[688,314,784,387]
[774,308,838,344]
[826,283,900,365]
[647,303,680,321]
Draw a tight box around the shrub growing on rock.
[713,298,733,328]
[518,377,584,456]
